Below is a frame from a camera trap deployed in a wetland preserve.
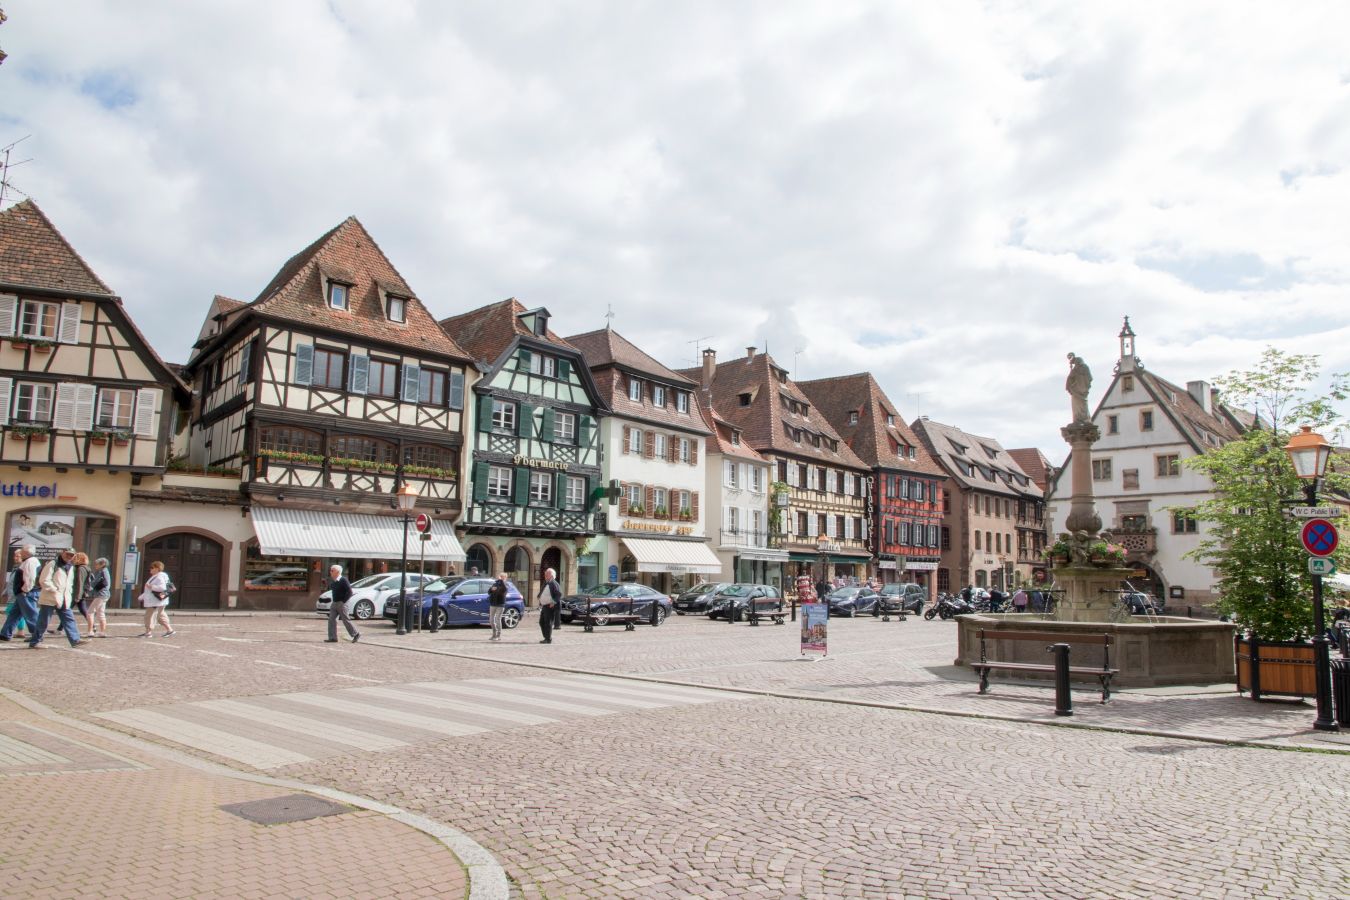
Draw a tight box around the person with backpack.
[538,567,562,644]
[0,545,40,643]
[488,571,509,641]
[28,548,86,649]
[137,560,176,638]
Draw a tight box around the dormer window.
[327,282,350,311]
[738,392,751,407]
[386,294,407,323]
[730,430,741,445]
[652,385,666,407]
[629,377,643,402]
[847,412,859,425]
[675,392,688,413]
[886,414,896,427]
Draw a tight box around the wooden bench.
[580,600,642,632]
[746,600,787,626]
[972,629,1118,703]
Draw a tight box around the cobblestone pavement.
[0,689,467,900]
[3,611,1347,897]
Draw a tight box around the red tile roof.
[566,328,695,385]
[695,392,764,461]
[567,328,707,434]
[677,351,868,471]
[797,372,946,478]
[439,298,576,368]
[911,418,1041,499]
[1006,448,1054,492]
[0,200,114,295]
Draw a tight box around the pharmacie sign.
[513,455,568,471]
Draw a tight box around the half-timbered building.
[0,200,187,590]
[566,327,721,594]
[147,215,472,609]
[440,300,606,597]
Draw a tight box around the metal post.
[791,596,797,622]
[422,532,433,633]
[396,512,411,636]
[1311,571,1337,731]
[1331,658,1350,727]
[1049,643,1072,716]
[1248,634,1261,701]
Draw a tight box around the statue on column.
[1066,353,1092,424]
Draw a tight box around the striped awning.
[620,537,724,575]
[250,506,466,561]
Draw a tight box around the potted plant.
[654,505,668,519]
[29,339,56,354]
[89,430,111,445]
[111,430,132,446]
[258,448,325,466]
[629,503,645,517]
[10,424,50,441]
[10,337,31,350]
[1045,537,1071,565]
[1088,541,1127,567]
[679,506,692,521]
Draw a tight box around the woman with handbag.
[137,561,176,638]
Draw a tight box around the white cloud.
[3,0,1348,459]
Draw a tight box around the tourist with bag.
[137,561,176,638]
[28,549,86,649]
[488,572,509,642]
[538,567,562,644]
[0,545,41,643]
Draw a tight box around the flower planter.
[29,434,48,443]
[33,344,52,354]
[113,439,129,447]
[89,436,108,446]
[1235,635,1317,700]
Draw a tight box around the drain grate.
[220,793,352,825]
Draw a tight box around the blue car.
[383,576,525,629]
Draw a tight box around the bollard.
[1048,643,1072,716]
[791,598,797,622]
[1331,658,1350,727]
[650,595,658,627]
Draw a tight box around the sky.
[4,1,1350,461]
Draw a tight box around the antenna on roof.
[793,346,805,376]
[0,135,34,208]
[688,335,713,366]
[603,303,615,330]
[908,391,927,421]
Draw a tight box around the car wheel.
[353,599,375,620]
[433,607,449,630]
[591,605,611,626]
[652,606,667,627]
[501,607,521,629]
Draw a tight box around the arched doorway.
[1125,562,1166,607]
[144,533,223,610]
[540,546,564,592]
[465,543,493,579]
[503,545,531,596]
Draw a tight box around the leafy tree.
[1183,349,1347,641]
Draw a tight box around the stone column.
[1060,421,1102,535]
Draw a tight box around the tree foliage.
[1184,348,1347,641]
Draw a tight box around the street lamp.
[394,482,418,637]
[1283,425,1338,732]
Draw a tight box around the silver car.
[315,572,437,620]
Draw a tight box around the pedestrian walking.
[28,549,86,649]
[538,567,562,644]
[488,571,508,641]
[2,549,30,641]
[84,558,112,637]
[70,552,91,636]
[325,564,360,643]
[137,561,176,638]
[815,575,830,601]
[0,545,41,643]
[1012,588,1028,613]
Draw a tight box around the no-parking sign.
[1301,519,1338,557]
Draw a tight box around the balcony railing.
[1113,526,1157,557]
[720,528,773,549]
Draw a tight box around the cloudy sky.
[4,1,1349,458]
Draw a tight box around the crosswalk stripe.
[362,685,559,726]
[421,680,621,717]
[280,692,488,738]
[95,708,310,769]
[470,677,672,710]
[549,674,738,704]
[194,698,407,752]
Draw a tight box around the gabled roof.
[195,295,245,344]
[566,328,695,385]
[910,418,1040,499]
[677,351,868,470]
[797,372,946,478]
[695,391,764,461]
[440,297,575,368]
[1136,370,1246,452]
[0,200,114,295]
[195,216,468,366]
[1006,447,1054,493]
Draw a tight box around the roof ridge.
[0,199,114,294]
[250,218,347,305]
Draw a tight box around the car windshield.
[830,588,861,598]
[349,574,387,588]
[583,584,626,597]
[688,583,717,595]
[423,577,464,594]
[718,584,753,597]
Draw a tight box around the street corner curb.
[0,687,509,900]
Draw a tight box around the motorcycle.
[925,593,973,620]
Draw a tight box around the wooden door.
[144,533,222,610]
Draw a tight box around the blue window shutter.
[349,354,369,394]
[402,364,421,402]
[294,344,314,386]
[449,371,464,409]
[238,341,253,387]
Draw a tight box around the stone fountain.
[954,353,1236,687]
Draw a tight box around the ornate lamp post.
[394,482,419,637]
[1283,426,1338,732]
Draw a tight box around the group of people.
[1,545,176,647]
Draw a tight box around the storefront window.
[504,546,530,590]
[243,544,310,591]
[7,507,115,566]
[464,543,492,577]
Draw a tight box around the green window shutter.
[516,349,532,372]
[517,403,534,438]
[541,407,555,443]
[578,415,593,448]
[558,358,571,380]
[472,461,489,503]
[513,467,531,505]
[556,471,568,508]
[583,476,592,511]
[477,395,494,433]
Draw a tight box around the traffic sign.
[1300,519,1338,557]
[1290,506,1344,518]
[1308,557,1338,576]
[414,513,432,534]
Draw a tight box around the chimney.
[701,348,716,391]
[1187,380,1212,414]
[745,346,757,362]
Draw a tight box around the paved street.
[1,610,1346,898]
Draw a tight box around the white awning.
[621,536,724,575]
[250,506,466,561]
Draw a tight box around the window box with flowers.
[654,505,669,519]
[402,464,457,480]
[1088,541,1127,567]
[9,424,51,442]
[329,456,398,474]
[628,504,646,517]
[678,506,692,521]
[11,338,56,353]
[258,448,325,466]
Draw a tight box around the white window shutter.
[133,388,158,436]
[0,377,12,425]
[74,384,96,431]
[402,364,420,402]
[844,518,853,540]
[293,344,314,386]
[59,302,82,344]
[0,295,16,337]
[348,354,369,394]
[52,383,78,430]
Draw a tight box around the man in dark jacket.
[538,567,562,643]
[326,565,360,643]
[488,572,509,641]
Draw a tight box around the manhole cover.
[220,793,351,825]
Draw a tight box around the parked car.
[560,582,673,626]
[245,567,311,590]
[315,572,438,620]
[707,583,784,621]
[878,582,926,615]
[674,582,732,615]
[384,576,525,629]
[825,586,882,617]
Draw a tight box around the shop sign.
[906,561,939,571]
[817,541,842,553]
[621,520,693,536]
[800,603,828,657]
[878,560,898,570]
[513,454,568,471]
[1,480,59,499]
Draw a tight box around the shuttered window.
[487,465,512,499]
[369,359,399,398]
[418,368,446,406]
[312,348,345,389]
[96,388,135,430]
[132,388,158,436]
[14,382,54,423]
[18,300,59,340]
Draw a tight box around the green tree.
[1183,349,1347,641]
